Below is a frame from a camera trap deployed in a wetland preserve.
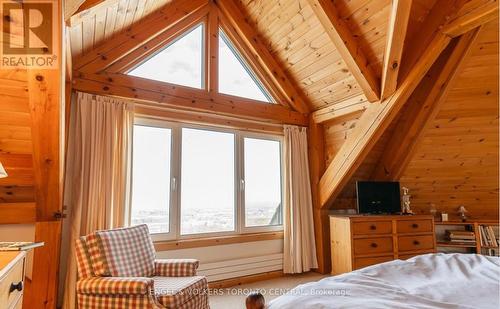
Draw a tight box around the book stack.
[479,225,499,248]
[445,230,476,245]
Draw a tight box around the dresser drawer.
[0,255,24,308]
[354,255,393,270]
[353,237,393,255]
[352,221,392,235]
[398,235,435,252]
[397,219,433,234]
[399,251,435,260]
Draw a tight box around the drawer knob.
[413,240,420,246]
[369,225,377,230]
[412,223,419,228]
[9,281,23,293]
[370,243,378,248]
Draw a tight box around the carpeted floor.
[208,272,328,309]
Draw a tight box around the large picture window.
[130,120,283,240]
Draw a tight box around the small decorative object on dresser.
[457,205,468,222]
[329,215,436,275]
[0,251,26,308]
[401,187,414,215]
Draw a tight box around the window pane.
[128,24,204,89]
[218,29,273,102]
[181,128,235,234]
[131,125,171,234]
[244,138,282,227]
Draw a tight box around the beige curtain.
[283,125,318,273]
[61,92,134,308]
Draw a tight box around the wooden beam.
[380,0,412,100]
[318,33,452,208]
[135,105,284,135]
[24,221,62,309]
[441,0,498,37]
[398,0,466,83]
[215,0,310,114]
[0,202,36,224]
[73,72,308,125]
[28,70,63,221]
[311,94,369,124]
[372,28,482,181]
[74,0,209,72]
[307,0,380,102]
[307,119,330,274]
[207,2,219,94]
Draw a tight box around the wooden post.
[308,119,330,274]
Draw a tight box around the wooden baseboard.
[208,270,284,289]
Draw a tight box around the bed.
[268,253,500,309]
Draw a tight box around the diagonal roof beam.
[372,27,482,181]
[308,0,380,102]
[215,0,311,114]
[318,33,451,208]
[441,0,498,37]
[317,0,497,208]
[380,0,412,100]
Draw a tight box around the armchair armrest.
[155,259,199,277]
[77,277,154,295]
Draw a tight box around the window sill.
[153,231,284,251]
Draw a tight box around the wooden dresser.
[0,251,26,309]
[329,215,436,275]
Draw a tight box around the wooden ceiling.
[68,0,440,111]
[65,0,499,218]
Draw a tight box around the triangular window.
[218,29,274,103]
[128,23,204,89]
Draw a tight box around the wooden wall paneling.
[307,0,381,102]
[215,0,311,114]
[381,0,412,100]
[74,0,208,72]
[307,119,330,274]
[400,19,499,218]
[72,72,308,125]
[0,203,36,224]
[318,33,452,208]
[311,94,368,124]
[372,28,482,181]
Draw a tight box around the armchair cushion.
[77,277,154,295]
[155,259,199,277]
[87,224,156,277]
[154,276,208,308]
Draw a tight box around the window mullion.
[171,125,182,240]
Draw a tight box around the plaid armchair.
[75,225,209,308]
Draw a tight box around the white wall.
[0,224,35,278]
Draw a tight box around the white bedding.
[268,253,500,309]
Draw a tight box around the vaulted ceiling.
[65,0,498,217]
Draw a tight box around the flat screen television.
[356,181,401,214]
